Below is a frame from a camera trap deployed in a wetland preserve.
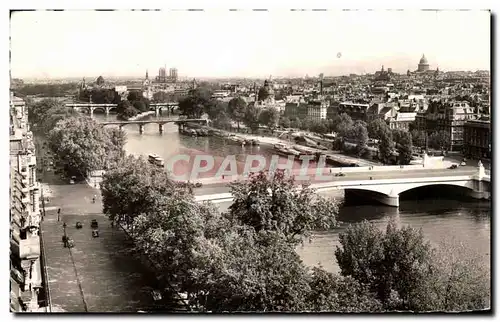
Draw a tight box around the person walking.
[92,194,96,204]
[57,208,61,222]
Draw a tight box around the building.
[169,68,178,82]
[307,100,328,121]
[338,101,370,121]
[463,116,491,159]
[10,94,45,312]
[417,54,430,72]
[425,100,477,151]
[284,102,309,120]
[388,112,417,131]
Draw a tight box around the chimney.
[320,80,323,96]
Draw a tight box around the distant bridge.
[100,118,208,134]
[65,102,179,117]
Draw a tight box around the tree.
[378,129,395,164]
[100,155,180,223]
[428,131,451,152]
[258,107,280,132]
[28,98,61,128]
[227,97,247,130]
[191,227,314,312]
[116,100,138,120]
[243,104,260,133]
[307,267,382,312]
[279,117,291,129]
[396,131,413,165]
[132,191,223,301]
[47,116,124,179]
[347,121,369,157]
[178,88,215,118]
[228,170,338,245]
[333,113,354,137]
[334,220,489,311]
[411,129,426,148]
[133,100,148,113]
[258,87,270,102]
[367,118,389,140]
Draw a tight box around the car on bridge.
[448,164,458,169]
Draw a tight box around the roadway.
[192,166,479,196]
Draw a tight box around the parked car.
[69,179,75,184]
[92,229,99,238]
[448,164,458,169]
[335,172,346,177]
[76,222,83,229]
[460,161,467,166]
[91,219,98,228]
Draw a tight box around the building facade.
[463,117,491,159]
[307,101,328,121]
[10,94,45,312]
[338,102,370,121]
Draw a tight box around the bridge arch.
[92,107,106,114]
[342,180,480,207]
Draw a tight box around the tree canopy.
[47,116,125,178]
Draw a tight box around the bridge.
[65,102,179,117]
[100,118,208,134]
[193,164,491,207]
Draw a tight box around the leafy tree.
[127,90,143,102]
[132,191,222,301]
[28,98,61,128]
[257,87,270,102]
[367,118,389,140]
[258,107,280,132]
[178,87,215,118]
[243,104,260,133]
[133,100,148,113]
[116,100,138,120]
[100,155,182,223]
[396,131,413,165]
[307,267,382,312]
[428,131,451,152]
[334,220,488,311]
[228,170,338,245]
[191,227,314,312]
[227,97,247,130]
[333,113,353,137]
[347,121,369,157]
[47,116,124,179]
[279,117,291,129]
[411,129,426,148]
[378,129,395,164]
[40,105,79,135]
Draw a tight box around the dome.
[419,54,428,65]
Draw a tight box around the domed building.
[257,79,275,103]
[417,54,430,72]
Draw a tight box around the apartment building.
[463,116,491,159]
[10,94,45,312]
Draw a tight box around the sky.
[10,9,491,79]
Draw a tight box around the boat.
[273,144,298,157]
[148,154,165,167]
[293,145,315,155]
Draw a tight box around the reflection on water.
[94,113,491,274]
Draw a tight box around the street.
[39,170,169,312]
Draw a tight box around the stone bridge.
[100,118,208,134]
[65,102,179,117]
[194,165,490,207]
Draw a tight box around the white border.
[2,1,498,321]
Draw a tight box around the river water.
[94,113,492,273]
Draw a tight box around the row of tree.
[14,83,78,98]
[100,160,490,312]
[28,99,126,179]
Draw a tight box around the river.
[94,113,491,273]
